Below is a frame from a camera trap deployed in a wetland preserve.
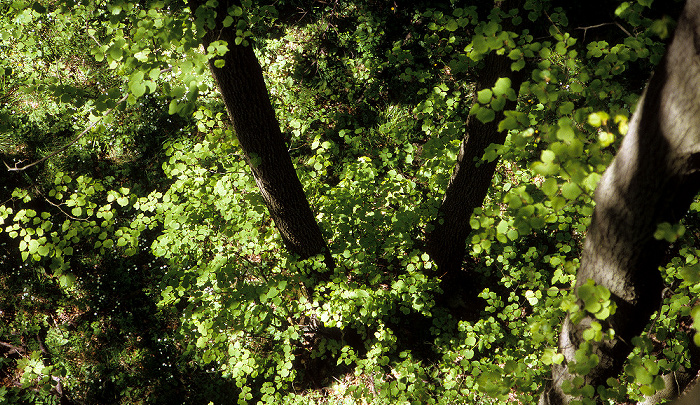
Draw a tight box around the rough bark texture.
[541,0,700,403]
[425,52,520,271]
[190,1,332,265]
[425,0,524,306]
[671,375,700,405]
[638,365,699,405]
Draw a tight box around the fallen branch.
[0,340,26,355]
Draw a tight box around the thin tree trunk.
[425,0,524,311]
[425,51,522,271]
[189,1,333,268]
[542,0,700,402]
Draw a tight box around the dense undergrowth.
[2,0,699,404]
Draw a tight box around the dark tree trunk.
[425,51,522,271]
[541,0,700,402]
[189,1,333,267]
[425,0,524,313]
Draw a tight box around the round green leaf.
[477,89,493,104]
[476,107,495,123]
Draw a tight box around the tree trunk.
[189,1,333,267]
[425,0,524,312]
[541,0,700,402]
[425,51,522,271]
[671,376,700,405]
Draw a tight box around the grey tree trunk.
[189,1,333,268]
[541,0,700,403]
[671,377,700,405]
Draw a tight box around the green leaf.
[445,19,459,31]
[680,264,700,283]
[476,108,495,123]
[615,2,630,16]
[508,48,523,61]
[492,77,512,97]
[507,229,519,240]
[558,102,574,115]
[37,245,50,256]
[497,220,508,234]
[511,59,526,71]
[130,71,147,98]
[109,45,123,61]
[631,365,653,385]
[148,68,161,81]
[541,150,556,163]
[477,89,493,104]
[498,116,517,132]
[59,273,76,288]
[541,178,558,197]
[598,131,615,147]
[28,239,39,253]
[561,183,581,200]
[640,385,655,396]
[552,353,565,364]
[588,112,609,127]
[171,86,186,98]
[168,100,180,115]
[491,96,506,111]
[532,161,560,176]
[578,280,596,302]
[654,222,685,242]
[556,121,575,143]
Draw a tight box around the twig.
[85,23,102,47]
[0,340,26,355]
[37,186,88,221]
[544,11,564,37]
[576,22,615,31]
[575,22,633,42]
[614,21,633,38]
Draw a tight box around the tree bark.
[425,0,524,309]
[425,51,522,271]
[671,375,700,405]
[541,0,700,402]
[189,1,333,267]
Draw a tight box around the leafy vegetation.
[1,0,697,404]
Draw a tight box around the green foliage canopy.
[1,0,696,404]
